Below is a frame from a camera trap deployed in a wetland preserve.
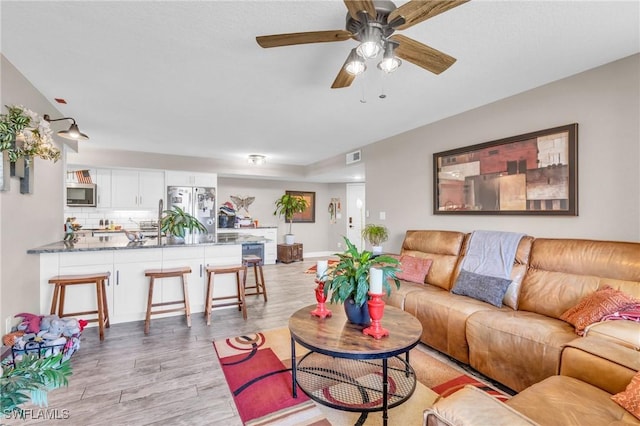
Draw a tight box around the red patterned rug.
[214,328,511,425]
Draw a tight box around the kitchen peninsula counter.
[29,234,272,327]
[27,234,270,254]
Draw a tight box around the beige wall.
[1,56,65,332]
[364,54,640,252]
[218,177,340,254]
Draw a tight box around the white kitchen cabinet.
[166,171,217,188]
[161,247,207,314]
[113,249,162,323]
[111,169,165,209]
[51,252,115,326]
[95,168,112,208]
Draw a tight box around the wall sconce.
[248,154,266,165]
[43,114,89,140]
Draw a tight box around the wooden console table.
[277,243,303,263]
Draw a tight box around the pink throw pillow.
[560,286,638,335]
[396,255,432,284]
[612,371,640,420]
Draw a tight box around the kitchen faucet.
[157,198,163,243]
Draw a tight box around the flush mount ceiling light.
[248,154,266,165]
[43,114,89,140]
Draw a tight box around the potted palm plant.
[361,224,389,254]
[324,237,400,325]
[1,353,72,418]
[273,193,309,244]
[160,206,207,243]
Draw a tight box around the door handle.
[116,270,120,285]
[200,264,203,278]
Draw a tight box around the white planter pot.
[285,234,295,245]
[372,245,383,254]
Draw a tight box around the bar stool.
[242,255,267,302]
[144,267,192,334]
[204,265,247,325]
[48,272,111,341]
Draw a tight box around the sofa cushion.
[560,286,638,335]
[401,230,466,291]
[612,371,640,420]
[519,238,640,319]
[404,286,501,364]
[451,269,512,307]
[395,255,432,284]
[466,310,577,392]
[507,375,640,425]
[584,320,640,350]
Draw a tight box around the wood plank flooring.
[5,259,320,426]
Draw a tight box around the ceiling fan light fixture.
[345,49,366,75]
[356,40,381,59]
[377,41,401,73]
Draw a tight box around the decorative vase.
[372,245,383,254]
[285,234,295,245]
[343,296,370,325]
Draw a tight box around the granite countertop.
[27,234,270,254]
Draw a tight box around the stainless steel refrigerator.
[167,186,216,241]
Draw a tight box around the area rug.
[213,328,511,425]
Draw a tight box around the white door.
[346,183,365,251]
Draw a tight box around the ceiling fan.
[256,0,469,89]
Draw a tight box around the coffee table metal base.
[292,350,416,424]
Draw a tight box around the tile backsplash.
[63,208,158,230]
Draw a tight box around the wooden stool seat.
[144,266,192,334]
[48,272,111,341]
[242,255,267,302]
[204,265,247,325]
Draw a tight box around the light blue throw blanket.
[460,230,525,279]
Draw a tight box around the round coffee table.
[288,304,423,426]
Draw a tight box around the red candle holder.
[363,292,389,339]
[311,279,332,318]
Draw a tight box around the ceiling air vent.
[346,150,361,165]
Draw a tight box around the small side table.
[277,243,303,264]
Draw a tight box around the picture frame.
[433,123,578,215]
[287,190,316,223]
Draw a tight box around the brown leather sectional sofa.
[386,230,640,425]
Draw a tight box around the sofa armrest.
[560,336,640,395]
[423,386,540,426]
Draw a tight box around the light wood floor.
[7,259,321,426]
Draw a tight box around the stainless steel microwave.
[66,183,97,207]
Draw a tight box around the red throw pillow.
[612,371,640,420]
[396,255,432,284]
[560,286,639,335]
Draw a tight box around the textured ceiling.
[2,1,639,182]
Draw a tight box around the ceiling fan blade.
[388,0,469,30]
[391,34,456,75]
[344,0,377,21]
[256,30,353,48]
[331,54,357,89]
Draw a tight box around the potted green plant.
[361,224,389,254]
[273,193,309,244]
[324,237,400,324]
[1,353,72,418]
[160,206,207,243]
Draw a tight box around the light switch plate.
[379,211,386,220]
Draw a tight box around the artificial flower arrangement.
[0,105,61,162]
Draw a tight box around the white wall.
[1,56,65,332]
[364,54,640,251]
